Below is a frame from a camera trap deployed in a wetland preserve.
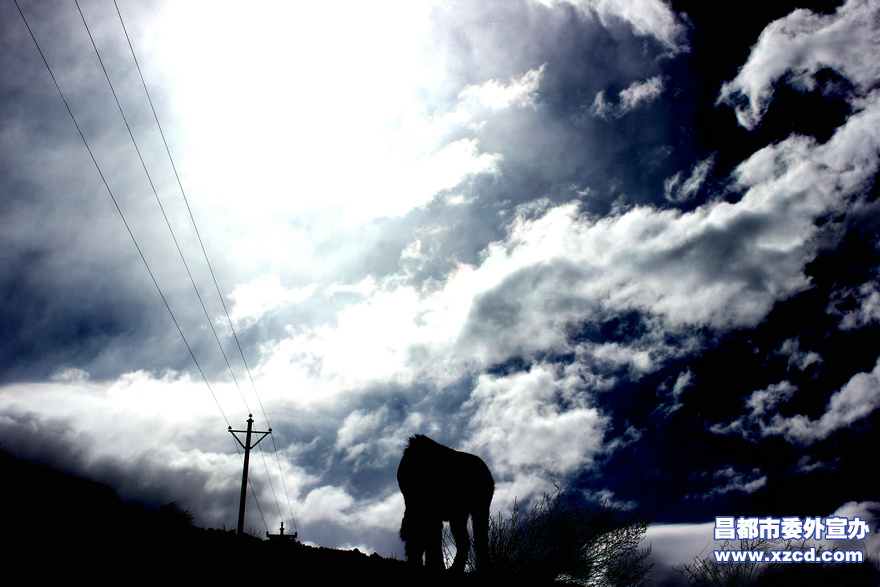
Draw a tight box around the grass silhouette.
[444,488,655,585]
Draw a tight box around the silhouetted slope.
[1,450,235,578]
[0,451,551,585]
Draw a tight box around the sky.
[1,0,879,582]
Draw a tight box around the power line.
[74,0,254,418]
[79,0,288,532]
[17,0,290,536]
[20,0,297,535]
[112,0,297,529]
[259,442,284,527]
[13,0,230,428]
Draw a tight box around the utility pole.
[229,414,271,535]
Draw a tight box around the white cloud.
[776,337,822,373]
[795,454,837,473]
[620,75,665,110]
[745,381,798,418]
[252,85,880,408]
[300,485,356,525]
[490,474,561,515]
[642,522,716,585]
[0,371,324,529]
[150,0,507,229]
[664,155,715,203]
[829,501,880,558]
[718,0,880,130]
[0,372,222,451]
[408,138,503,203]
[590,90,614,119]
[538,0,687,53]
[763,359,880,444]
[297,485,404,543]
[355,491,406,531]
[334,407,423,470]
[336,407,389,459]
[465,364,610,477]
[829,275,880,330]
[689,466,768,501]
[657,368,693,416]
[710,380,797,438]
[474,94,873,347]
[714,359,880,445]
[591,75,665,119]
[460,64,547,110]
[50,367,90,383]
[227,275,316,329]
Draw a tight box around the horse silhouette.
[397,434,494,572]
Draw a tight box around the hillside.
[0,451,538,585]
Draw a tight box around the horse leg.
[472,506,490,572]
[449,514,471,572]
[401,507,425,565]
[424,517,445,571]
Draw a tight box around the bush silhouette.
[445,488,655,585]
[157,500,195,527]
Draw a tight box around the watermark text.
[714,515,870,541]
[713,547,864,564]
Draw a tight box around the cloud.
[642,522,715,585]
[459,63,547,110]
[745,381,798,418]
[538,0,687,54]
[591,75,665,119]
[664,155,715,203]
[828,274,880,330]
[144,0,512,226]
[713,359,880,445]
[300,485,356,525]
[462,120,860,337]
[251,83,880,409]
[775,337,822,373]
[335,407,423,471]
[227,275,316,329]
[795,454,837,474]
[295,483,406,551]
[710,381,797,438]
[829,501,880,558]
[656,368,693,416]
[763,359,880,444]
[50,367,90,383]
[464,363,610,478]
[718,0,880,130]
[619,75,665,110]
[688,466,768,501]
[0,376,269,519]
